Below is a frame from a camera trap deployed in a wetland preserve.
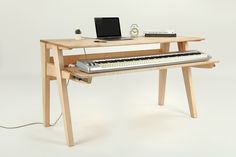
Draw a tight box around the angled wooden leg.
[158,69,167,105]
[53,46,74,146]
[41,42,51,127]
[182,67,197,118]
[178,42,197,118]
[158,43,170,105]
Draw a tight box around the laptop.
[94,17,132,41]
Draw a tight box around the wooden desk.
[40,37,218,146]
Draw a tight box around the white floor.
[0,69,236,157]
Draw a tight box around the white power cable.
[0,80,70,129]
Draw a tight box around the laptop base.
[98,37,132,41]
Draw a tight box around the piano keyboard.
[76,50,211,73]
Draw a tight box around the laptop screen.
[95,17,121,38]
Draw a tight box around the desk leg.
[41,42,51,127]
[159,69,167,105]
[53,47,74,146]
[158,43,170,105]
[178,42,197,118]
[182,67,197,118]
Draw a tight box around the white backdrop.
[1,1,236,156]
[0,0,235,77]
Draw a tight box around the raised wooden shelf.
[65,59,219,80]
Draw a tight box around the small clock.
[130,24,139,38]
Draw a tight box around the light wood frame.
[40,37,218,146]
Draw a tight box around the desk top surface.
[41,36,204,49]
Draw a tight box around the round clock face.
[130,27,139,38]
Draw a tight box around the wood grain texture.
[53,47,74,146]
[182,67,197,118]
[41,36,204,49]
[178,42,197,118]
[193,63,216,68]
[158,43,170,106]
[40,42,51,127]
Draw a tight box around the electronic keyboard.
[76,50,211,73]
[144,31,177,37]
